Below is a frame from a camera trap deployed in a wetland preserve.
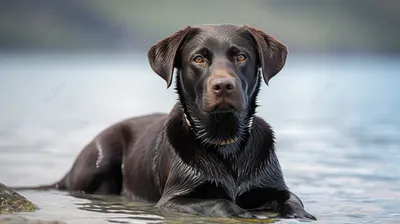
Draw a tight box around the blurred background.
[1,0,400,54]
[0,1,399,224]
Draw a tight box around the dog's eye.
[193,56,205,64]
[237,54,247,62]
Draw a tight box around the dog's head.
[148,24,287,149]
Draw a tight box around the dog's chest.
[188,152,266,201]
[211,168,252,201]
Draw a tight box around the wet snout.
[211,77,236,97]
[203,69,245,113]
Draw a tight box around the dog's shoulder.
[249,115,275,144]
[251,114,273,128]
[241,115,277,167]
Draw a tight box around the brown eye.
[193,56,204,63]
[237,54,247,62]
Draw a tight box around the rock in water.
[0,183,38,213]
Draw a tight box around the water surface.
[0,53,399,223]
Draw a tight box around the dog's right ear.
[147,26,197,88]
[242,25,288,86]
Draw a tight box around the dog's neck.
[182,112,244,146]
[179,105,254,149]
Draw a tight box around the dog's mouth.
[209,102,236,114]
[202,99,244,114]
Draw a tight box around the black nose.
[211,78,236,96]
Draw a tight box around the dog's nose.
[211,78,236,96]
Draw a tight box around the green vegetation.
[0,183,37,214]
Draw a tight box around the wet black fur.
[12,24,316,221]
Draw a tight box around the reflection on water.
[74,195,165,224]
[73,194,278,224]
[14,190,277,224]
[0,53,399,224]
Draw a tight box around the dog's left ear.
[147,26,198,88]
[243,25,288,85]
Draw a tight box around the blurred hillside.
[1,0,399,54]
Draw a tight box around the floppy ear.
[147,26,197,88]
[243,25,288,85]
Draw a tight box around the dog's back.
[13,113,168,196]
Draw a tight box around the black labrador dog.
[18,24,316,220]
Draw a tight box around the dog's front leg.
[276,190,316,220]
[157,197,257,219]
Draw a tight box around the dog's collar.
[183,112,238,146]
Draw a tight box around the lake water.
[0,53,399,224]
